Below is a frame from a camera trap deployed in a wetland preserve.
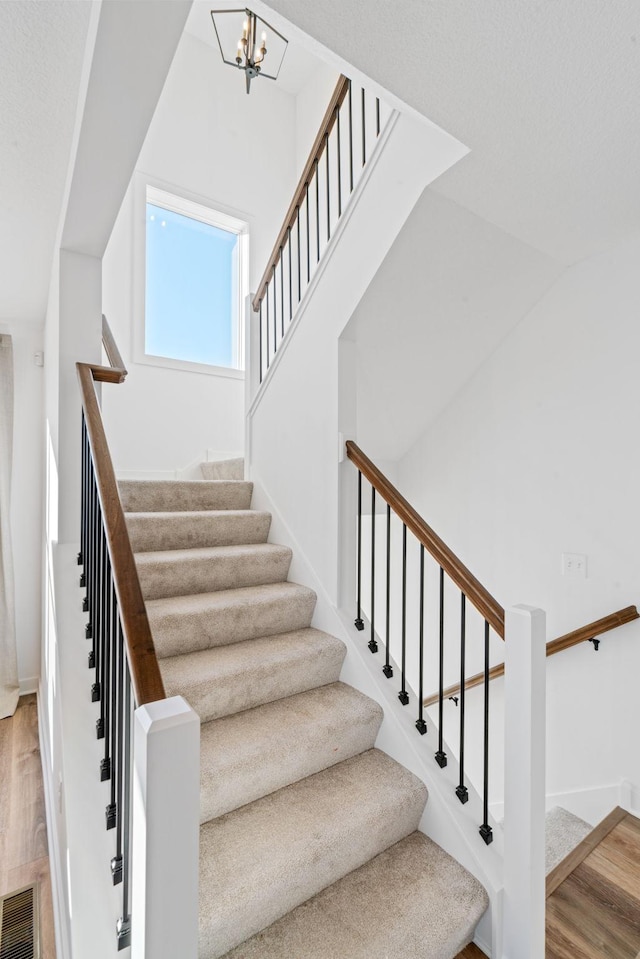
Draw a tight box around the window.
[140,185,247,375]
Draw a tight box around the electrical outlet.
[562,552,587,578]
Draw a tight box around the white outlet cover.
[562,552,587,578]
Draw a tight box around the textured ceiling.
[263,0,640,265]
[0,0,90,326]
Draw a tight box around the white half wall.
[397,231,640,807]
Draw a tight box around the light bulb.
[261,31,267,42]
[242,19,248,37]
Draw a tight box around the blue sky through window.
[145,203,238,367]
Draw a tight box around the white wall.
[2,325,45,689]
[102,30,299,474]
[396,231,640,810]
[295,61,339,174]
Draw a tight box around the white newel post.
[502,605,546,959]
[132,696,200,959]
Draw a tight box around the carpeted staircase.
[119,459,489,959]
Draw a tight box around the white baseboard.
[37,682,72,959]
[19,675,39,695]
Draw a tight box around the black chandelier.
[210,8,288,94]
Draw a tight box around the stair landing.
[546,806,640,958]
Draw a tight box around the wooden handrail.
[423,605,639,707]
[101,314,127,379]
[346,440,505,637]
[76,321,165,706]
[252,74,350,311]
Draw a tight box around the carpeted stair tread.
[545,806,592,874]
[125,509,271,552]
[199,682,384,822]
[147,582,317,658]
[135,543,292,600]
[198,748,428,958]
[119,478,252,513]
[220,831,489,959]
[161,628,346,722]
[200,458,244,481]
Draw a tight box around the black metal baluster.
[368,486,378,654]
[111,622,124,885]
[97,527,107,742]
[258,300,262,383]
[416,544,427,734]
[116,663,132,950]
[355,470,364,630]
[106,587,118,832]
[398,524,409,705]
[306,182,310,283]
[83,466,92,624]
[315,159,320,262]
[272,265,277,352]
[79,417,86,581]
[84,464,94,620]
[336,105,342,216]
[288,227,292,322]
[265,284,270,370]
[456,593,469,804]
[90,493,100,702]
[382,503,393,678]
[325,132,331,241]
[280,251,284,338]
[296,211,301,303]
[348,80,354,193]
[361,87,366,167]
[100,554,112,782]
[376,97,381,137]
[479,620,494,844]
[435,566,447,767]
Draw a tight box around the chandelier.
[210,8,288,94]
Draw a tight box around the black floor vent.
[0,884,40,959]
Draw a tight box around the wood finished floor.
[547,807,640,959]
[455,944,487,957]
[0,694,56,957]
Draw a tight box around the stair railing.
[346,440,501,845]
[252,75,388,382]
[76,316,199,957]
[423,604,639,708]
[345,440,638,852]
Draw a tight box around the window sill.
[135,351,245,380]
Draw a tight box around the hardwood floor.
[546,806,640,958]
[0,694,56,957]
[455,943,487,957]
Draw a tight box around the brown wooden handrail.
[252,74,350,311]
[423,605,639,707]
[346,440,505,637]
[76,321,165,706]
[101,313,128,379]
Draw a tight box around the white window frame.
[133,174,249,379]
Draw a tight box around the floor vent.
[0,884,40,959]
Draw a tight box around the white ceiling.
[0,1,90,327]
[262,0,640,266]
